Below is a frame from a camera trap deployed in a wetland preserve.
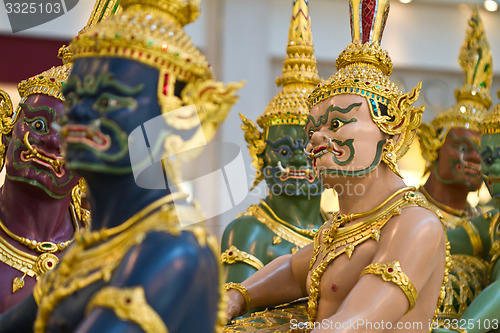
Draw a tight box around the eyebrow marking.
[266,137,306,149]
[306,102,362,128]
[64,73,145,97]
[19,103,56,121]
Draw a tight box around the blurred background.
[1,0,499,239]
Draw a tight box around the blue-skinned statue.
[220,0,327,286]
[0,0,242,332]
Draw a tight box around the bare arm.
[226,242,312,321]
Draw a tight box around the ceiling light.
[484,0,498,12]
[399,0,412,3]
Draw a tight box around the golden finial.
[483,90,500,134]
[82,0,123,33]
[419,8,493,172]
[308,0,424,164]
[243,0,320,189]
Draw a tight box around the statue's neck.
[0,178,73,241]
[423,171,470,212]
[263,192,323,229]
[334,166,408,217]
[84,172,172,231]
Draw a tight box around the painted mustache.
[21,132,65,177]
[305,138,342,159]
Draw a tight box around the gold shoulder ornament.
[360,260,418,313]
[86,286,168,333]
[220,245,264,271]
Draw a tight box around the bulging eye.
[331,120,341,130]
[483,156,493,166]
[308,129,316,139]
[458,144,468,154]
[281,149,289,156]
[25,118,48,134]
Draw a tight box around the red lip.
[279,168,315,182]
[313,146,327,154]
[63,124,111,151]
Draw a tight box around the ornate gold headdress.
[70,0,243,185]
[241,0,320,189]
[308,0,424,176]
[419,8,492,173]
[483,90,500,135]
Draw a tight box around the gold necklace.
[307,188,426,322]
[0,233,60,293]
[0,204,80,254]
[327,186,416,238]
[259,200,320,238]
[419,186,467,218]
[77,192,187,247]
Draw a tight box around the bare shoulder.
[386,205,444,244]
[375,205,446,268]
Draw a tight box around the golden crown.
[483,90,500,135]
[70,0,211,82]
[242,0,320,189]
[419,8,492,169]
[17,60,71,103]
[308,0,424,163]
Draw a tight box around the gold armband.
[86,286,168,333]
[220,245,264,270]
[459,219,484,257]
[224,282,251,314]
[360,260,418,312]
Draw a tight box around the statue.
[220,0,328,285]
[417,7,493,230]
[0,49,89,313]
[421,9,494,328]
[432,91,500,333]
[0,0,242,332]
[225,1,450,332]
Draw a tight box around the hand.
[225,289,246,323]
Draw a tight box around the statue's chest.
[306,239,378,300]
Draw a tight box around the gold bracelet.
[86,286,168,333]
[224,282,251,314]
[360,260,418,313]
[459,219,484,257]
[220,246,264,270]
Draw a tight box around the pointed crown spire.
[257,0,320,130]
[243,0,320,190]
[419,8,493,171]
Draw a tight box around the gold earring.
[382,139,403,178]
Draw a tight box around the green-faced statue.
[433,90,500,333]
[220,0,327,285]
